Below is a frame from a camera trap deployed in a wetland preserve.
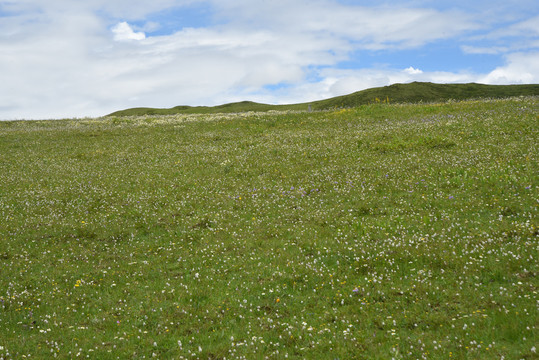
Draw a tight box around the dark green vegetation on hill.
[1,97,538,359]
[109,82,539,116]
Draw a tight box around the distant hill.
[108,82,539,116]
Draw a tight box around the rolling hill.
[108,82,539,116]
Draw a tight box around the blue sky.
[0,0,538,119]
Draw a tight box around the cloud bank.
[0,0,538,119]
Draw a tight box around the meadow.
[0,97,537,359]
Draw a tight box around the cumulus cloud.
[481,52,539,84]
[112,22,146,41]
[404,67,424,75]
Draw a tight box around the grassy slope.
[108,82,539,116]
[109,101,306,117]
[0,97,538,359]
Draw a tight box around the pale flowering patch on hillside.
[0,97,537,359]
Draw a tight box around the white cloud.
[484,14,539,39]
[212,0,478,49]
[97,0,202,20]
[462,14,539,54]
[480,52,539,84]
[404,67,424,75]
[461,45,509,55]
[0,0,538,119]
[112,22,146,41]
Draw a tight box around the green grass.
[1,97,538,359]
[108,82,539,116]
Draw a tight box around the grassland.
[108,82,539,117]
[0,97,537,359]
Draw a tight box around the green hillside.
[312,82,539,109]
[109,82,539,116]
